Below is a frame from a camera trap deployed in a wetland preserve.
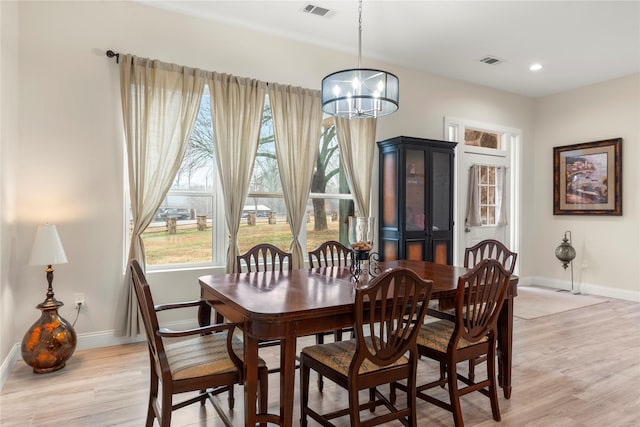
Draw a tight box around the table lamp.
[21,224,77,373]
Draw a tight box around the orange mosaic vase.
[21,301,77,374]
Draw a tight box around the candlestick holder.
[348,217,380,282]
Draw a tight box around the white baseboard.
[0,343,20,391]
[0,319,197,391]
[521,275,640,302]
[75,318,197,351]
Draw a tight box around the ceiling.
[137,1,640,98]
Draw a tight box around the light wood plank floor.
[2,294,640,426]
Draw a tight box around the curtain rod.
[103,49,316,93]
[106,50,120,63]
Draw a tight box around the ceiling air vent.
[479,55,503,65]
[302,4,331,17]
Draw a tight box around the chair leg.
[300,358,310,427]
[228,384,235,410]
[258,367,269,427]
[146,371,158,427]
[348,384,361,426]
[439,361,447,386]
[446,362,464,427]
[199,389,207,406]
[468,355,488,382]
[369,387,376,413]
[315,334,324,392]
[160,384,172,427]
[487,347,502,421]
[390,381,397,405]
[468,359,476,382]
[407,368,418,427]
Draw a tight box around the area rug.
[514,286,609,320]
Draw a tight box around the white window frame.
[128,99,354,271]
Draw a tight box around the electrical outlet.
[74,293,85,306]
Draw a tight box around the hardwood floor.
[2,295,639,426]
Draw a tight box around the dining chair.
[393,258,511,427]
[307,240,354,391]
[130,259,268,427]
[464,240,517,381]
[464,239,518,275]
[308,239,351,269]
[429,239,517,380]
[237,243,293,370]
[237,243,292,273]
[300,267,433,427]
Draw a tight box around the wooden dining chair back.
[237,243,292,273]
[462,239,517,380]
[236,243,293,362]
[308,240,351,268]
[464,239,517,274]
[300,267,433,427]
[307,240,354,390]
[130,260,268,427]
[397,258,511,427]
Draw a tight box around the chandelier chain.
[358,0,362,68]
[320,0,399,118]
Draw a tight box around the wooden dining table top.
[198,260,517,322]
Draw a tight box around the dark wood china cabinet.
[377,136,457,264]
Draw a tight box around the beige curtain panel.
[209,72,266,273]
[116,55,206,337]
[269,84,323,269]
[335,117,377,218]
[495,166,508,226]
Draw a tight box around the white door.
[444,117,520,271]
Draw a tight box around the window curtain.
[116,55,206,337]
[495,166,508,226]
[465,165,481,227]
[268,84,323,269]
[335,117,377,217]
[209,73,266,273]
[465,164,508,227]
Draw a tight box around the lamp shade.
[28,224,68,266]
[321,68,399,118]
[320,1,399,118]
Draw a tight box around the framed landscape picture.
[553,138,622,215]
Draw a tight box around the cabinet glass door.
[432,151,451,232]
[405,150,425,232]
[431,150,452,264]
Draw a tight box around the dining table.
[198,260,518,427]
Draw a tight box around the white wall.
[0,0,20,386]
[2,0,566,371]
[532,74,640,299]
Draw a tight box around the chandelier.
[321,0,399,118]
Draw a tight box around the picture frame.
[553,138,622,215]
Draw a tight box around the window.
[139,91,352,268]
[306,117,353,252]
[140,89,217,267]
[239,99,289,253]
[465,128,501,149]
[477,165,498,225]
